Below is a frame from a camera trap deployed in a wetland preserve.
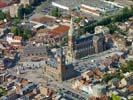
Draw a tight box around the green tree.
[11,26,18,34]
[0,87,7,97]
[111,94,121,100]
[85,7,133,33]
[102,73,114,83]
[129,98,133,100]
[24,5,33,15]
[18,5,24,19]
[0,10,6,20]
[127,60,133,71]
[51,8,61,18]
[12,17,20,26]
[74,18,81,23]
[121,60,133,73]
[5,12,11,20]
[32,0,42,6]
[22,29,31,40]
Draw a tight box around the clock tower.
[57,47,65,72]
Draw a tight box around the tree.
[31,0,42,6]
[102,73,114,83]
[10,26,32,40]
[74,18,81,23]
[85,7,133,33]
[121,60,133,73]
[12,17,20,26]
[18,4,33,19]
[111,94,121,100]
[129,98,133,100]
[0,10,6,20]
[18,5,24,19]
[22,29,32,40]
[51,8,61,18]
[5,12,11,20]
[24,5,33,15]
[127,60,133,71]
[0,87,7,97]
[11,26,18,34]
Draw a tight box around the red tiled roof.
[50,25,69,36]
[128,85,133,91]
[0,2,7,8]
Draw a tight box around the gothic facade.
[66,18,113,60]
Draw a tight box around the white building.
[80,4,100,16]
[52,2,69,10]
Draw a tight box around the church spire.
[66,17,75,64]
[68,17,74,48]
[68,17,74,37]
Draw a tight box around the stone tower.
[45,46,75,81]
[56,47,66,81]
[66,18,74,64]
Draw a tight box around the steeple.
[66,17,75,64]
[68,17,74,37]
[68,17,75,48]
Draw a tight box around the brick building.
[44,47,75,81]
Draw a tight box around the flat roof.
[32,16,55,24]
[52,0,120,12]
[33,23,44,29]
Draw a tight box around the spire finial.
[68,16,74,36]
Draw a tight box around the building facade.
[44,48,75,81]
[66,19,112,60]
[9,4,19,17]
[23,45,47,57]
